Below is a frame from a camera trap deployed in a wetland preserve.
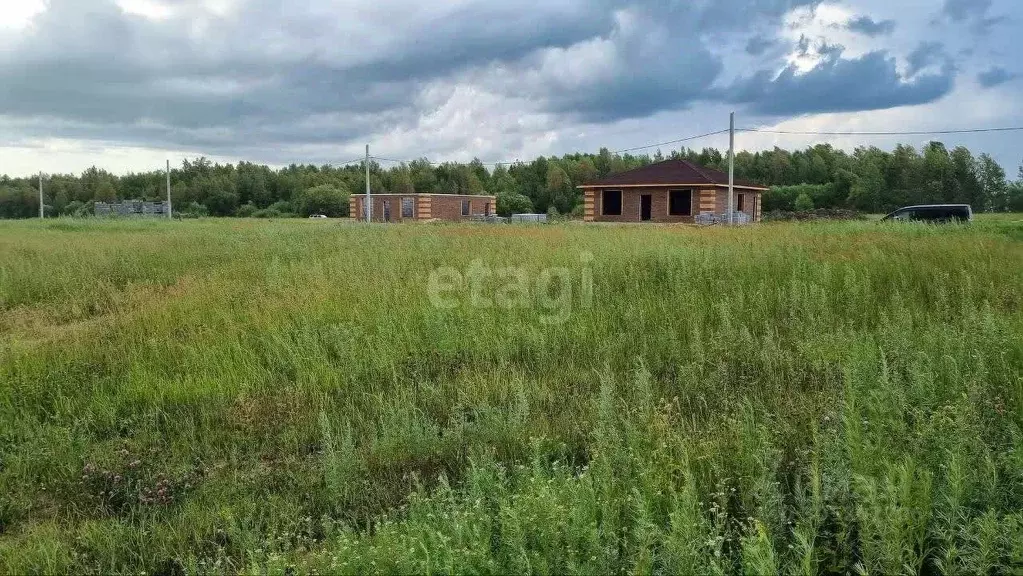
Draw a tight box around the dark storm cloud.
[723,48,955,116]
[943,0,991,22]
[906,42,948,77]
[341,4,615,83]
[3,0,597,151]
[0,0,980,156]
[844,15,896,37]
[978,66,1015,87]
[524,0,822,123]
[941,0,1007,34]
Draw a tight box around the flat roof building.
[350,193,496,223]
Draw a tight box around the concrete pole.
[365,144,372,222]
[728,112,735,225]
[39,172,44,219]
[166,160,173,219]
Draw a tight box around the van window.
[884,205,972,223]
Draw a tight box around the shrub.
[268,200,293,214]
[61,200,84,217]
[236,203,257,218]
[177,201,208,219]
[794,192,815,211]
[253,207,281,218]
[299,184,349,217]
[764,183,835,211]
[75,201,95,218]
[496,191,533,216]
[205,189,240,217]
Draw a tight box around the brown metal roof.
[579,159,766,190]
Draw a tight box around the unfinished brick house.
[579,159,768,223]
[349,193,496,223]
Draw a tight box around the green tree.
[1007,182,1023,212]
[496,191,533,216]
[205,188,239,216]
[545,165,574,214]
[950,147,981,206]
[237,162,270,207]
[848,159,884,213]
[594,148,613,178]
[409,159,437,193]
[236,203,257,218]
[977,153,1007,211]
[94,180,117,203]
[299,184,349,217]
[2,143,1018,220]
[392,168,415,194]
[61,200,84,217]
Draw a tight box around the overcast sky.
[1,0,1020,177]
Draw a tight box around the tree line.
[1,142,1021,219]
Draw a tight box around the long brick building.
[349,193,496,223]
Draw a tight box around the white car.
[308,214,328,219]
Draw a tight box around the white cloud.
[115,0,173,20]
[372,83,559,164]
[0,0,46,30]
[4,138,232,176]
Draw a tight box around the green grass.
[1,216,1022,574]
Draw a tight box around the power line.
[372,156,518,167]
[611,129,730,154]
[374,156,532,167]
[358,124,1022,169]
[368,128,731,167]
[738,126,1023,136]
[371,156,409,164]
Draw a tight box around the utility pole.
[38,172,44,219]
[728,112,735,226]
[365,144,372,222]
[166,160,173,220]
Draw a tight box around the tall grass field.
[1,217,1022,574]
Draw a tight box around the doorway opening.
[640,195,652,221]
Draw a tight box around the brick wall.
[711,189,764,222]
[588,187,702,223]
[350,194,495,222]
[429,195,493,221]
[351,194,420,222]
[583,190,596,222]
[584,187,764,223]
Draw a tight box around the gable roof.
[578,159,767,190]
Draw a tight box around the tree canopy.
[2,143,1021,219]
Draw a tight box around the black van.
[882,204,973,223]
